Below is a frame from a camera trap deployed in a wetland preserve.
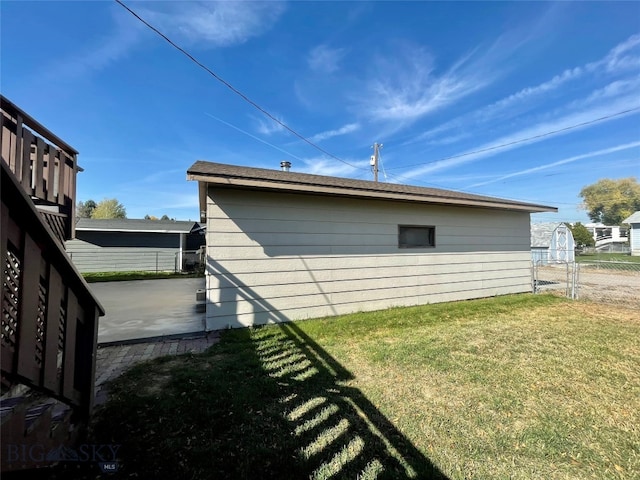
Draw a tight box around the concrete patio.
[90,277,206,344]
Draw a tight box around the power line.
[378,149,388,181]
[382,170,581,207]
[387,107,640,171]
[115,0,640,179]
[114,0,365,172]
[204,112,306,163]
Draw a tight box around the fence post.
[156,252,158,273]
[531,261,535,293]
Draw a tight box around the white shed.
[531,223,575,265]
[623,211,640,256]
[188,161,556,330]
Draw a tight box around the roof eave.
[187,173,557,213]
[622,212,640,224]
[76,228,194,234]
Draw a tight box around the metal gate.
[532,261,579,299]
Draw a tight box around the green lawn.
[82,271,203,282]
[576,252,640,271]
[576,252,640,263]
[89,295,640,479]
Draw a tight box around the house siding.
[631,224,640,256]
[205,188,532,330]
[66,231,181,272]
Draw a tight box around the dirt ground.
[535,264,640,307]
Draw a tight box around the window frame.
[398,225,436,249]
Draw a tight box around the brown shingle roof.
[187,161,557,214]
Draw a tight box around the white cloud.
[307,45,348,74]
[253,114,287,136]
[354,30,537,126]
[359,44,487,123]
[309,123,360,142]
[297,157,370,178]
[467,142,640,189]
[43,10,142,80]
[47,1,288,80]
[423,133,469,146]
[142,1,285,47]
[413,33,640,145]
[596,33,640,73]
[400,93,640,180]
[575,76,640,107]
[204,112,306,161]
[486,67,582,112]
[325,12,562,133]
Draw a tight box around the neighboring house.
[66,218,205,273]
[531,223,575,265]
[623,211,640,256]
[585,223,629,249]
[187,161,556,330]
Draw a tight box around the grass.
[82,270,203,282]
[87,294,639,479]
[575,252,640,271]
[576,252,640,263]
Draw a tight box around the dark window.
[398,225,435,248]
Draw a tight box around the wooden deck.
[1,96,104,473]
[1,95,79,244]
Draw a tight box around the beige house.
[188,161,556,330]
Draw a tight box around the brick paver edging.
[94,332,220,408]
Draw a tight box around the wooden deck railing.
[1,160,104,426]
[1,95,79,242]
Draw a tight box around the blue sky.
[2,1,639,223]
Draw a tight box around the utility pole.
[371,142,382,182]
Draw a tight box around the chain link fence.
[532,261,579,299]
[533,259,640,307]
